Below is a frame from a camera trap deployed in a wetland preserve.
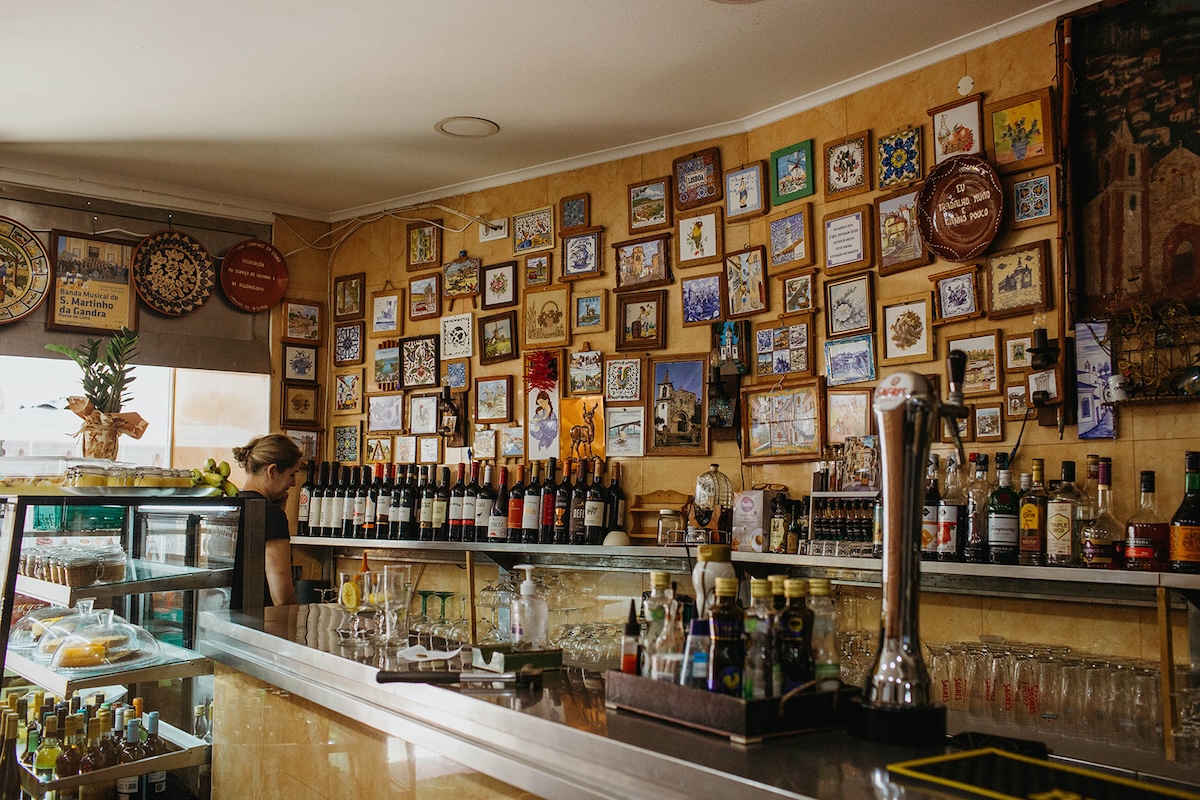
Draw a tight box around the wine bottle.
[1125,470,1168,570]
[418,466,435,541]
[584,461,608,545]
[475,464,496,542]
[321,463,345,538]
[986,454,1019,565]
[553,461,573,545]
[296,461,315,536]
[920,454,940,561]
[398,465,419,540]
[462,461,481,543]
[433,466,451,541]
[143,712,168,796]
[364,463,382,537]
[487,466,510,542]
[522,461,542,544]
[352,465,370,538]
[343,465,362,538]
[55,713,83,782]
[568,459,589,545]
[307,462,325,537]
[539,457,559,544]
[449,462,467,542]
[374,463,393,539]
[506,464,527,542]
[1170,452,1200,573]
[607,461,627,533]
[1018,458,1048,566]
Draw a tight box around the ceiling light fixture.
[435,116,501,138]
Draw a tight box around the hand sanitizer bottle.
[509,564,549,650]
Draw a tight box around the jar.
[134,467,165,487]
[70,466,108,488]
[95,547,127,583]
[693,464,733,529]
[657,510,682,545]
[692,544,736,617]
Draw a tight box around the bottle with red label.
[1124,470,1168,570]
[1170,452,1200,574]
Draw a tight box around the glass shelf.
[15,559,235,606]
[5,641,210,697]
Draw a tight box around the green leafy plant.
[45,326,139,413]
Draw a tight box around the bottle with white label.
[1046,461,1082,566]
[487,466,511,542]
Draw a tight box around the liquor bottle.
[1046,461,1083,566]
[475,464,497,542]
[55,713,83,782]
[584,461,608,545]
[364,463,381,537]
[374,463,393,539]
[553,461,574,544]
[937,454,967,562]
[569,459,590,545]
[487,466,510,541]
[776,578,815,694]
[987,454,1020,564]
[606,461,627,533]
[397,466,419,540]
[432,466,452,541]
[418,466,436,541]
[521,461,543,544]
[352,465,370,538]
[22,695,41,766]
[506,464,527,542]
[461,462,481,543]
[448,463,467,542]
[808,578,840,683]
[707,577,745,696]
[0,714,16,800]
[768,492,789,553]
[743,579,775,699]
[539,457,559,544]
[296,461,316,536]
[1080,454,1100,523]
[33,715,60,778]
[920,454,940,561]
[1018,458,1049,566]
[118,719,143,763]
[1081,458,1120,568]
[1171,452,1200,573]
[794,498,812,557]
[1125,470,1168,570]
[964,453,991,563]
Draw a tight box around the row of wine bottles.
[296,456,627,544]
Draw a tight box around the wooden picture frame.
[769,140,815,205]
[768,204,815,274]
[408,274,441,321]
[879,292,934,366]
[48,230,137,334]
[440,312,474,360]
[284,428,321,461]
[605,406,646,458]
[781,268,817,317]
[628,176,672,234]
[712,320,751,377]
[824,130,872,200]
[400,334,439,389]
[365,436,393,464]
[368,288,403,337]
[524,253,551,288]
[928,93,984,164]
[613,233,673,293]
[987,240,1050,320]
[512,206,555,256]
[753,316,813,379]
[876,125,923,189]
[333,272,365,321]
[724,245,768,320]
[822,204,873,275]
[974,402,1005,442]
[645,354,709,456]
[947,329,1001,396]
[522,284,571,349]
[475,376,514,424]
[406,219,442,271]
[824,333,876,386]
[1007,166,1058,231]
[559,193,590,234]
[675,206,724,269]
[281,298,324,345]
[443,253,481,299]
[370,340,400,391]
[333,321,365,367]
[480,310,519,364]
[604,355,643,403]
[616,290,666,352]
[394,435,417,464]
[941,410,974,445]
[984,87,1057,175]
[418,435,442,465]
[874,186,929,276]
[560,228,603,281]
[1003,332,1034,373]
[472,429,498,460]
[281,381,320,426]
[1005,383,1030,419]
[931,264,984,325]
[571,288,608,334]
[481,261,518,309]
[333,369,364,415]
[442,357,470,393]
[1028,366,1063,405]
[366,391,404,434]
[827,387,874,445]
[741,377,825,464]
[680,272,724,328]
[724,161,768,221]
[283,344,318,382]
[408,394,439,435]
[672,147,723,211]
[825,271,874,339]
[566,350,604,396]
[333,423,361,463]
[500,426,525,459]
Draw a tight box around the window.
[1128,153,1137,176]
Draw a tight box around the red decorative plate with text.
[916,155,1003,263]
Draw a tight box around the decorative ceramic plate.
[0,215,52,324]
[916,155,1003,263]
[219,239,289,312]
[131,230,215,315]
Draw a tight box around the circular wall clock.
[0,215,51,325]
[131,230,215,316]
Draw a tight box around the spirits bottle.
[1125,471,1168,570]
[1081,458,1120,568]
[920,454,940,561]
[964,453,992,563]
[986,454,1019,565]
[1018,458,1048,566]
[33,715,60,778]
[1080,454,1100,524]
[639,572,673,677]
[706,577,745,696]
[521,461,543,544]
[743,579,775,699]
[1170,452,1200,574]
[1046,461,1083,566]
[448,462,467,542]
[937,454,967,562]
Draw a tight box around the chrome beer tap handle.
[942,349,969,471]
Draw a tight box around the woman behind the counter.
[232,434,302,606]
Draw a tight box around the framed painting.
[443,253,481,299]
[408,274,441,321]
[605,405,645,458]
[753,316,813,379]
[874,186,929,276]
[987,240,1049,320]
[984,87,1056,174]
[928,93,983,164]
[525,349,562,462]
[512,206,555,256]
[680,272,724,327]
[615,290,666,351]
[500,427,525,459]
[395,435,418,464]
[523,284,571,349]
[824,130,872,200]
[365,436,393,464]
[824,333,876,386]
[879,292,933,366]
[724,245,768,319]
[876,126,923,189]
[931,264,983,325]
[333,321,364,367]
[1005,384,1030,420]
[558,397,603,462]
[400,334,439,389]
[1075,320,1115,441]
[281,298,323,345]
[822,204,873,275]
[769,139,815,205]
[481,261,518,309]
[741,377,825,464]
[406,219,442,271]
[628,176,672,234]
[560,192,590,233]
[524,253,551,288]
[442,358,470,393]
[724,161,768,221]
[366,391,404,433]
[974,402,1005,443]
[825,271,873,339]
[1007,166,1058,231]
[571,288,608,334]
[473,429,498,460]
[567,350,604,396]
[371,340,400,391]
[613,233,672,292]
[281,381,320,426]
[418,435,442,465]
[712,320,750,376]
[672,147,723,211]
[827,388,874,445]
[604,356,642,403]
[1027,366,1062,405]
[645,354,709,456]
[369,288,402,337]
[475,376,513,424]
[781,268,817,317]
[440,312,474,360]
[941,411,974,445]
[1003,332,1033,373]
[333,369,363,415]
[333,272,365,321]
[480,310,519,364]
[48,230,137,334]
[283,344,318,382]
[947,329,1001,396]
[284,428,321,461]
[408,394,439,435]
[768,204,815,273]
[333,423,361,463]
[560,228,603,281]
[675,206,723,269]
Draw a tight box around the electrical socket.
[478,218,508,243]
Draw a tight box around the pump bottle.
[509,564,549,650]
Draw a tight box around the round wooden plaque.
[220,239,289,313]
[916,155,1003,263]
[0,215,51,324]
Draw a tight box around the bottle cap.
[649,571,670,589]
[714,576,738,596]
[1061,460,1076,483]
[514,564,537,596]
[1187,452,1200,472]
[767,574,786,593]
[750,578,772,598]
[697,544,731,562]
[783,578,809,598]
[809,577,832,597]
[1141,471,1156,492]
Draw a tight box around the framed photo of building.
[724,161,768,221]
[724,246,768,319]
[1005,384,1030,420]
[741,377,825,464]
[874,186,929,276]
[284,428,321,461]
[281,298,323,345]
[646,354,709,456]
[406,219,442,271]
[974,402,1005,442]
[369,289,402,337]
[676,206,723,269]
[947,329,1001,396]
[768,204,815,273]
[628,176,672,234]
[49,231,136,334]
[614,234,672,292]
[615,290,666,351]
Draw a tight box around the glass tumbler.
[988,643,1019,725]
[378,564,413,647]
[1058,657,1087,733]
[1082,658,1113,741]
[925,643,952,707]
[1013,647,1042,729]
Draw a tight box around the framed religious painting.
[408,274,441,321]
[560,228,603,281]
[281,298,323,345]
[724,161,768,221]
[281,381,320,426]
[406,219,442,271]
[283,344,318,382]
[365,392,404,434]
[879,292,934,366]
[604,355,642,404]
[824,271,873,339]
[672,147,723,211]
[440,312,473,360]
[443,253,481,299]
[824,130,872,200]
[724,246,768,320]
[927,93,983,164]
[986,240,1049,320]
[48,230,137,334]
[769,139,815,206]
[675,206,723,269]
[874,186,929,276]
[628,176,672,234]
[332,321,364,367]
[333,369,363,415]
[740,377,825,464]
[571,288,608,334]
[523,284,571,349]
[615,290,666,351]
[400,334,439,389]
[1007,166,1058,231]
[876,125,923,189]
[481,261,518,309]
[475,376,513,424]
[480,310,519,364]
[822,205,873,275]
[827,388,874,445]
[524,253,551,288]
[768,204,815,274]
[681,272,724,327]
[946,329,1001,396]
[984,88,1057,175]
[512,206,555,256]
[931,264,984,325]
[645,354,709,456]
[524,349,563,462]
[781,268,817,317]
[559,192,590,234]
[368,288,402,337]
[333,272,365,321]
[613,234,672,292]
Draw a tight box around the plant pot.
[1011,140,1028,161]
[81,419,122,460]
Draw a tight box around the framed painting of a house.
[986,240,1049,319]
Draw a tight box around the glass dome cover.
[34,599,127,662]
[9,605,80,652]
[693,463,733,527]
[50,608,160,671]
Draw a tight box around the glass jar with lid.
[657,509,683,545]
[694,463,734,528]
[69,465,109,488]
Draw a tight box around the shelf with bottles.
[805,491,880,556]
[15,559,235,607]
[4,643,212,699]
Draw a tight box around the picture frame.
[1003,332,1034,373]
[984,87,1057,175]
[645,354,709,456]
[472,429,498,460]
[824,130,872,200]
[480,310,519,364]
[281,381,320,426]
[366,391,404,434]
[333,321,365,367]
[616,290,666,351]
[283,344,318,381]
[1007,166,1058,230]
[613,233,673,292]
[724,245,768,319]
[333,272,365,321]
[928,93,983,164]
[333,423,361,463]
[525,348,562,462]
[418,435,442,465]
[560,228,603,281]
[333,369,363,415]
[769,140,815,206]
[822,204,873,275]
[876,126,923,189]
[987,240,1049,320]
[1076,320,1115,440]
[1005,384,1030,420]
[941,410,974,445]
[501,427,526,459]
[628,176,672,234]
[947,329,1001,396]
[825,333,877,387]
[512,206,555,256]
[558,396,603,462]
[442,357,470,392]
[524,253,551,288]
[879,292,934,366]
[400,334,440,389]
[559,193,590,233]
[284,428,321,461]
[481,261,518,309]
[675,206,724,269]
[368,288,402,337]
[365,436,393,464]
[408,274,441,321]
[48,230,137,334]
[475,376,513,424]
[825,271,874,339]
[567,350,604,396]
[672,147,723,211]
[874,186,929,276]
[604,356,643,403]
[724,161,768,221]
[712,320,751,376]
[753,316,813,379]
[571,288,608,334]
[974,402,1005,443]
[1027,366,1062,405]
[371,340,400,391]
[408,394,439,436]
[522,284,572,349]
[440,312,474,360]
[827,387,874,445]
[680,272,725,327]
[443,253,481,299]
[605,405,645,458]
[395,435,418,464]
[931,264,984,325]
[768,204,815,273]
[406,219,442,271]
[741,377,825,464]
[781,268,817,317]
[281,298,324,345]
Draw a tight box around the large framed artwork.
[645,354,709,456]
[741,378,825,464]
[524,349,562,462]
[49,231,137,333]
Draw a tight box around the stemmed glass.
[413,589,436,647]
[432,591,454,646]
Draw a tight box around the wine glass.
[432,591,454,646]
[413,590,436,647]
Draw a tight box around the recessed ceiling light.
[435,116,500,138]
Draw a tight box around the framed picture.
[442,358,470,392]
[481,261,518,309]
[366,392,404,433]
[984,87,1057,174]
[712,320,750,376]
[501,427,525,458]
[333,423,361,463]
[524,253,551,288]
[874,186,929,276]
[408,394,439,435]
[560,193,590,233]
[1076,320,1114,440]
[769,140,815,205]
[333,272,365,321]
[680,272,724,327]
[768,205,815,273]
[440,312,474,360]
[941,411,974,445]
[1007,166,1058,230]
[284,428,321,461]
[333,321,365,367]
[931,265,983,325]
[365,436,393,464]
[974,402,1005,442]
[523,284,572,349]
[928,93,983,164]
[524,349,562,462]
[741,377,825,464]
[443,253,481,299]
[418,435,442,465]
[753,317,813,379]
[333,369,363,415]
[824,333,876,386]
[369,289,402,337]
[672,147,723,211]
[616,289,666,352]
[724,161,768,221]
[724,245,768,319]
[408,274,441,320]
[646,354,709,456]
[604,356,643,403]
[877,126,923,189]
[824,130,872,200]
[480,310,519,364]
[567,350,604,396]
[947,329,1001,396]
[571,288,608,334]
[475,376,513,424]
[675,206,723,269]
[406,219,442,271]
[987,240,1049,320]
[512,206,555,256]
[371,341,400,391]
[781,269,817,316]
[1005,384,1030,420]
[613,234,672,292]
[605,406,645,458]
[1003,332,1033,373]
[825,271,873,339]
[1027,367,1062,405]
[879,292,934,366]
[822,204,873,275]
[628,176,672,234]
[281,298,324,345]
[560,228,603,281]
[473,429,498,460]
[395,435,417,464]
[400,334,439,388]
[49,231,137,334]
[283,344,318,381]
[827,388,874,445]
[281,381,320,426]
[558,396,603,461]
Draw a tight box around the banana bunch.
[191,458,239,497]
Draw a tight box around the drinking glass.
[377,564,412,647]
[1035,646,1069,731]
[1131,662,1160,748]
[1082,658,1112,741]
[988,642,1019,725]
[1107,657,1137,743]
[1058,657,1087,734]
[1012,646,1042,729]
[962,642,991,718]
[926,643,952,707]
[413,589,436,647]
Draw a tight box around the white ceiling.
[0,0,1089,223]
